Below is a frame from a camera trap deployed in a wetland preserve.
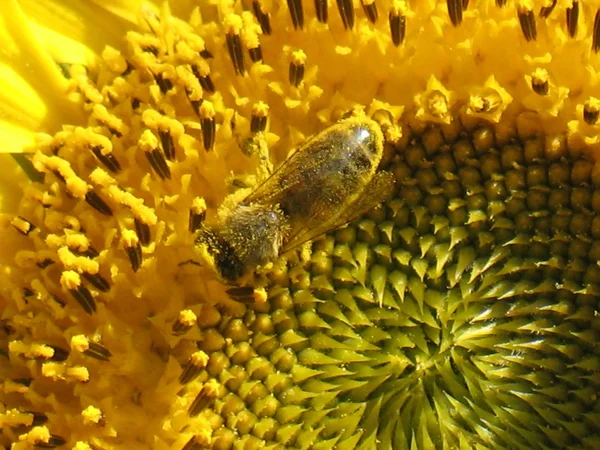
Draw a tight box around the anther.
[389,4,406,46]
[288,0,304,29]
[90,147,121,173]
[82,272,110,293]
[134,218,151,246]
[24,411,49,426]
[179,351,209,384]
[122,230,142,272]
[142,110,184,161]
[13,378,33,387]
[539,0,557,18]
[251,102,269,133]
[337,0,355,29]
[583,98,600,125]
[200,102,216,151]
[62,271,96,314]
[252,0,272,35]
[36,258,55,269]
[531,68,549,96]
[84,342,112,361]
[192,63,215,93]
[594,10,600,52]
[447,0,462,26]
[85,191,113,216]
[225,15,245,76]
[159,131,175,161]
[172,310,197,336]
[48,346,69,362]
[11,216,36,236]
[518,5,537,41]
[315,0,328,23]
[188,380,219,416]
[362,0,378,23]
[182,432,211,450]
[189,198,207,233]
[289,50,307,87]
[566,2,579,38]
[154,73,174,93]
[91,105,127,138]
[200,49,213,59]
[495,0,506,6]
[140,130,171,179]
[35,434,67,448]
[249,46,263,63]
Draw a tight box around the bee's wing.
[281,171,396,253]
[242,134,326,205]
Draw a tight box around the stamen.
[91,105,127,138]
[36,259,54,269]
[71,336,112,362]
[175,65,203,115]
[447,0,462,26]
[122,230,142,272]
[531,68,549,96]
[200,102,216,151]
[179,351,209,384]
[495,0,506,6]
[539,0,557,18]
[337,0,355,29]
[11,216,36,236]
[252,0,272,35]
[192,62,215,93]
[188,380,220,416]
[250,102,269,133]
[225,15,245,76]
[140,130,171,179]
[594,10,600,52]
[362,0,378,23]
[142,109,184,161]
[90,147,121,173]
[289,50,307,87]
[172,309,197,336]
[189,198,207,233]
[583,98,600,125]
[134,218,151,245]
[182,432,211,450]
[154,72,174,93]
[48,346,69,362]
[518,5,537,42]
[315,0,328,23]
[85,191,113,216]
[34,434,67,448]
[249,46,263,63]
[24,411,49,426]
[61,271,96,314]
[390,3,407,47]
[287,0,304,29]
[82,272,110,293]
[566,2,579,38]
[82,405,104,426]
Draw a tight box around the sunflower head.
[1,0,600,449]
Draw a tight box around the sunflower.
[1,0,599,448]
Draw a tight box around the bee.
[195,116,396,284]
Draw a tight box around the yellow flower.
[1,0,600,449]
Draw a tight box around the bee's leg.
[255,133,274,180]
[189,197,207,234]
